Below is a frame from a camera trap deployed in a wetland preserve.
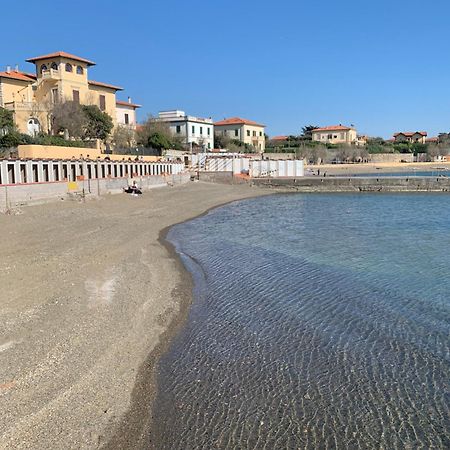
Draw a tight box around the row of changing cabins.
[0,155,305,186]
[0,159,185,185]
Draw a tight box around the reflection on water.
[153,194,450,449]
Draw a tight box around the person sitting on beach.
[123,182,142,196]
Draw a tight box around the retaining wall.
[18,145,160,162]
[0,173,190,207]
[251,176,450,192]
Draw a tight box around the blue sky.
[3,0,450,138]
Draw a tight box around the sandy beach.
[0,182,269,450]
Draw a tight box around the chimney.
[6,65,11,73]
[15,64,19,72]
[128,96,132,103]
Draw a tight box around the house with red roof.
[393,131,427,144]
[214,117,266,152]
[0,51,140,136]
[116,98,141,129]
[311,125,359,145]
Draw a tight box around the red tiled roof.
[214,117,265,127]
[393,131,427,137]
[271,135,288,141]
[313,125,353,132]
[88,80,123,91]
[395,131,427,137]
[116,100,141,108]
[426,137,438,142]
[0,70,36,82]
[26,51,95,66]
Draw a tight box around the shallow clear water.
[153,193,450,449]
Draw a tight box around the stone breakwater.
[251,177,450,192]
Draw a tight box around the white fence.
[0,159,184,186]
[195,156,304,177]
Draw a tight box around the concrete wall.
[252,176,450,192]
[368,153,414,163]
[0,172,190,208]
[263,153,297,160]
[18,145,160,161]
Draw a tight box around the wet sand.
[0,182,269,449]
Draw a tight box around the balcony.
[3,101,48,112]
[40,69,59,80]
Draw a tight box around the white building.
[116,98,141,128]
[158,110,214,150]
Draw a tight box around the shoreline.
[103,196,269,449]
[0,182,270,449]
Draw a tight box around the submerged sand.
[0,182,269,449]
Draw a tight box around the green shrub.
[33,134,87,148]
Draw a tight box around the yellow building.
[312,125,358,145]
[0,51,138,137]
[214,117,266,152]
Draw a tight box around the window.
[51,88,58,103]
[76,66,84,75]
[192,125,195,134]
[247,130,250,137]
[99,95,106,111]
[253,131,256,137]
[200,126,203,135]
[176,125,181,133]
[65,63,73,72]
[40,64,47,73]
[207,127,210,136]
[259,131,262,137]
[124,113,129,125]
[51,62,58,71]
[235,129,239,137]
[73,90,80,103]
[328,134,333,139]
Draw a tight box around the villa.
[393,131,427,144]
[0,51,139,135]
[214,117,266,152]
[311,125,358,145]
[157,110,214,151]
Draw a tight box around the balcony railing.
[3,101,48,112]
[41,69,59,80]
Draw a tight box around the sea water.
[153,193,450,449]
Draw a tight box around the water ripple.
[153,194,450,449]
